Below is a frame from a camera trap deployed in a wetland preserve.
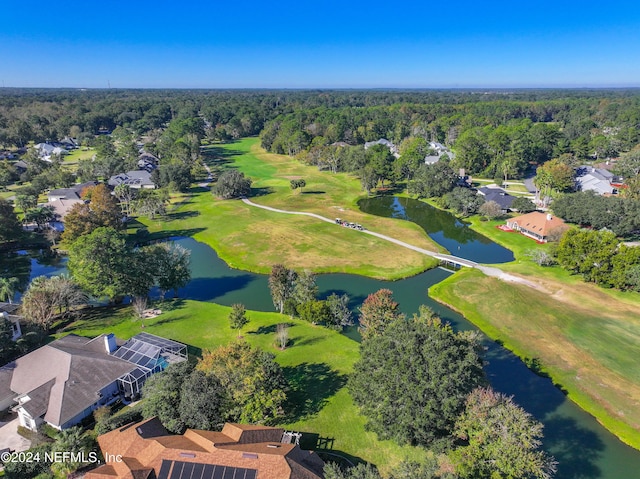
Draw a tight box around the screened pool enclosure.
[113,332,187,398]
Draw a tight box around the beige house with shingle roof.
[6,334,136,430]
[85,417,324,479]
[1,333,187,430]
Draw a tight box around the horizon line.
[2,85,640,91]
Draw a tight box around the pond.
[0,249,68,302]
[358,196,515,263]
[170,236,640,479]
[7,230,640,477]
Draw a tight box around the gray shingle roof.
[477,187,516,210]
[48,181,99,200]
[9,334,137,427]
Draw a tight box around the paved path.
[240,197,547,292]
[198,162,214,188]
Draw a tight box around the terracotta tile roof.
[86,464,118,478]
[220,423,284,444]
[85,418,324,479]
[507,212,566,238]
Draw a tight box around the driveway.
[0,416,32,452]
[523,167,538,193]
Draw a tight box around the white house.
[575,166,617,195]
[364,138,400,158]
[108,170,156,189]
[0,303,22,341]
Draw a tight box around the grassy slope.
[139,138,441,279]
[429,211,640,448]
[63,148,95,167]
[57,301,431,474]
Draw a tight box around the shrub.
[94,405,143,435]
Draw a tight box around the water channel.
[6,197,640,478]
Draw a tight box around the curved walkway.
[240,197,547,292]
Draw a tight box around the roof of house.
[6,334,137,427]
[364,138,399,157]
[108,170,155,188]
[575,166,615,194]
[35,143,56,154]
[43,198,85,220]
[0,303,20,314]
[477,187,515,209]
[85,418,324,479]
[48,181,99,200]
[507,212,566,237]
[138,152,159,162]
[14,160,28,170]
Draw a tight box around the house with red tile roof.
[85,417,324,479]
[505,211,568,243]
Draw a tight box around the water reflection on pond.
[176,236,640,479]
[0,249,67,302]
[359,196,514,263]
[7,234,640,478]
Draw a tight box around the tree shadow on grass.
[249,323,295,336]
[281,363,347,422]
[293,336,324,347]
[146,227,206,242]
[125,218,147,229]
[165,210,200,221]
[249,186,274,197]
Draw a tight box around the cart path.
[240,197,548,292]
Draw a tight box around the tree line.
[346,289,556,479]
[260,94,640,179]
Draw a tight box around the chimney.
[104,333,117,354]
[546,214,553,221]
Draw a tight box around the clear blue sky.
[2,0,639,88]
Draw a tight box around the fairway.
[57,300,435,474]
[140,138,441,279]
[431,267,640,449]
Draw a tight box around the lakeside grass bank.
[424,201,640,449]
[56,300,434,474]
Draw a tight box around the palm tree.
[0,277,19,304]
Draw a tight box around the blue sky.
[2,0,639,88]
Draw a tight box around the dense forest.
[2,88,639,186]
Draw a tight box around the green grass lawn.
[63,148,95,168]
[137,138,441,280]
[430,268,640,449]
[56,300,433,474]
[423,200,640,449]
